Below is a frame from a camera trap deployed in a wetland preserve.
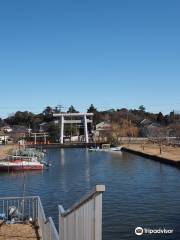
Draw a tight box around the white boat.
[89,145,122,152]
[108,147,122,151]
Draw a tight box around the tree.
[0,117,3,127]
[47,123,60,142]
[157,112,164,123]
[87,104,97,113]
[4,111,35,126]
[42,106,53,122]
[138,105,146,112]
[67,105,79,113]
[43,106,53,116]
[53,106,61,113]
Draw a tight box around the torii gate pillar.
[60,115,64,144]
[84,115,89,143]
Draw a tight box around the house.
[10,125,29,139]
[39,120,59,132]
[95,122,111,136]
[3,125,13,133]
[94,122,111,142]
[140,119,152,126]
[140,119,166,137]
[39,122,49,132]
[0,135,13,144]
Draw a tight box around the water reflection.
[0,148,180,240]
[85,149,90,187]
[60,148,65,166]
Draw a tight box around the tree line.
[1,104,180,140]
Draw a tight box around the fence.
[0,196,58,240]
[38,197,59,240]
[59,185,105,240]
[0,185,105,240]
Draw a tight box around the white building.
[3,126,13,133]
[95,122,111,137]
[0,135,12,144]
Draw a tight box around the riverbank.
[122,143,180,167]
[0,145,16,160]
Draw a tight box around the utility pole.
[57,105,65,113]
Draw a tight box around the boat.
[0,156,44,172]
[12,148,45,160]
[109,146,122,151]
[89,144,122,152]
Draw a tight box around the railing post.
[59,205,65,240]
[95,192,103,240]
[58,185,105,240]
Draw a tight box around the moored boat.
[12,148,45,160]
[89,145,122,152]
[0,156,44,172]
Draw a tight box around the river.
[0,148,180,239]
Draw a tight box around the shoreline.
[1,143,180,168]
[122,144,180,167]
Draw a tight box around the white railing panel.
[59,185,105,240]
[37,197,59,240]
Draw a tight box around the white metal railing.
[37,197,59,240]
[59,185,105,240]
[0,196,38,221]
[0,196,58,240]
[0,185,105,240]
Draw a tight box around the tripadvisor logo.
[135,226,174,236]
[135,227,143,236]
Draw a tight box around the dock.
[122,143,180,167]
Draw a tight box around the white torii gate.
[31,132,49,145]
[53,113,93,144]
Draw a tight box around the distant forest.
[1,104,180,139]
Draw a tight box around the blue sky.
[0,0,180,118]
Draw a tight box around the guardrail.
[37,197,59,240]
[0,185,105,240]
[0,196,38,221]
[59,185,105,240]
[0,196,58,240]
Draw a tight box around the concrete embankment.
[27,142,102,149]
[122,144,180,167]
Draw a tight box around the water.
[0,148,180,240]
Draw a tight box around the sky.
[0,0,180,118]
